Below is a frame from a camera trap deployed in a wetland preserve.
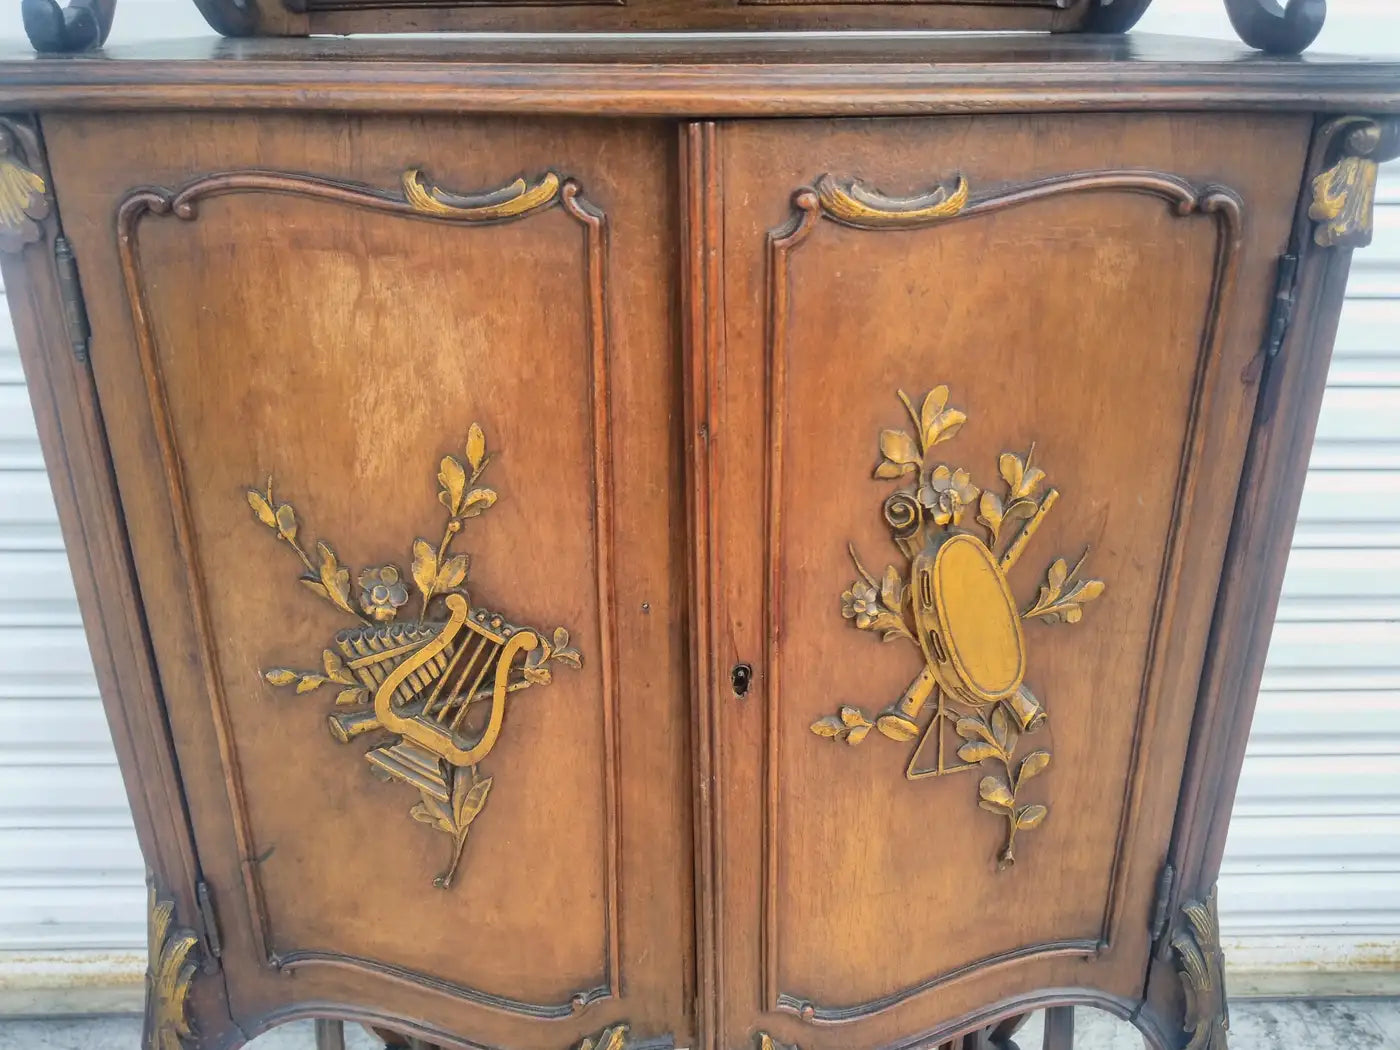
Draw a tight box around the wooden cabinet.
[0,34,1396,1050]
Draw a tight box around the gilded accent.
[1310,118,1400,249]
[248,424,582,888]
[1171,888,1229,1050]
[758,1034,799,1050]
[576,1025,629,1050]
[0,122,47,253]
[144,881,199,1050]
[814,173,968,229]
[402,169,561,221]
[811,386,1105,868]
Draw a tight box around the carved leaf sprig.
[978,446,1044,550]
[956,701,1051,869]
[841,544,916,645]
[810,704,877,745]
[875,386,966,479]
[1023,549,1105,624]
[247,478,371,625]
[522,626,584,686]
[263,648,367,704]
[411,767,493,889]
[415,424,497,621]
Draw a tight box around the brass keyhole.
[731,663,753,698]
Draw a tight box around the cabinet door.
[695,114,1310,1049]
[41,114,692,1050]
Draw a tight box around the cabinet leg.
[314,1020,346,1050]
[1042,1006,1074,1050]
[990,1013,1031,1050]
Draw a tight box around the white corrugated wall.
[0,0,1395,1012]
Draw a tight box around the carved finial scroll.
[21,0,115,52]
[809,385,1104,868]
[1223,0,1325,54]
[143,880,200,1050]
[0,121,48,254]
[1311,118,1400,250]
[1171,887,1229,1050]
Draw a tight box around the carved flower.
[841,580,880,629]
[919,465,979,527]
[358,565,409,622]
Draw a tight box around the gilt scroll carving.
[248,424,581,889]
[118,164,619,1013]
[810,386,1105,867]
[144,879,200,1050]
[1310,117,1400,249]
[1171,888,1228,1050]
[0,119,48,253]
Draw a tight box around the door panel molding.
[114,165,621,1019]
[761,168,1244,1020]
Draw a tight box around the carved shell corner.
[1310,117,1400,250]
[145,880,201,1050]
[1170,887,1229,1050]
[0,119,48,254]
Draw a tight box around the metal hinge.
[1150,861,1176,947]
[196,879,223,971]
[1265,251,1300,358]
[53,235,91,364]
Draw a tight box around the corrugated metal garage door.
[0,0,1395,1005]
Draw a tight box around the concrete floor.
[2,1001,1400,1049]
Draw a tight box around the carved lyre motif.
[250,424,581,888]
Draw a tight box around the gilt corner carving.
[144,880,200,1050]
[1171,887,1229,1050]
[575,1025,629,1050]
[0,120,48,254]
[810,385,1105,868]
[1310,117,1400,250]
[248,423,582,889]
[757,1033,800,1050]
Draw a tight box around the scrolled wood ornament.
[1310,117,1400,250]
[1171,888,1229,1050]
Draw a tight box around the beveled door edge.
[760,167,1244,1021]
[114,164,622,1018]
[680,120,724,1050]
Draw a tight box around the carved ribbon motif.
[248,424,581,889]
[811,385,1104,867]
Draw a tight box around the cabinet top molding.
[0,34,1399,115]
[17,0,1332,53]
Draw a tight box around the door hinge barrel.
[196,879,223,971]
[1150,861,1176,947]
[1266,251,1300,358]
[53,235,90,364]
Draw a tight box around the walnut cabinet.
[0,34,1397,1050]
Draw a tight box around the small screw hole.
[731,663,753,698]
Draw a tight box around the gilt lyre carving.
[811,385,1105,867]
[248,424,581,888]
